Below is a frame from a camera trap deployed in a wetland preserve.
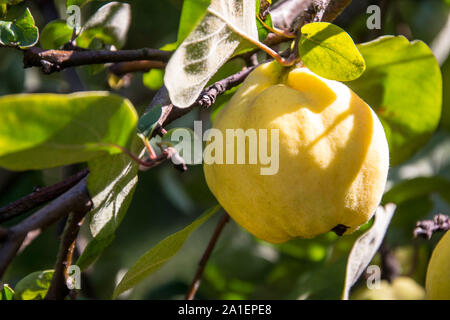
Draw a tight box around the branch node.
[414,214,449,239]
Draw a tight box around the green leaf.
[385,196,433,246]
[347,36,442,165]
[0,21,15,43]
[165,0,258,108]
[256,0,273,41]
[0,7,38,48]
[382,176,450,245]
[0,92,138,171]
[0,284,14,300]
[383,177,450,205]
[137,104,163,137]
[113,204,221,299]
[40,19,72,49]
[207,58,246,85]
[76,2,131,49]
[143,69,165,90]
[76,136,141,270]
[299,22,365,81]
[0,49,24,94]
[299,24,363,78]
[14,270,54,300]
[342,204,396,300]
[177,0,211,45]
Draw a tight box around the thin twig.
[0,169,89,224]
[379,242,401,282]
[186,213,230,300]
[146,65,258,139]
[23,47,172,74]
[414,214,449,240]
[45,206,91,300]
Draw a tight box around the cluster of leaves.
[0,1,38,48]
[0,0,447,300]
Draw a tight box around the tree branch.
[185,213,229,300]
[322,0,352,22]
[0,178,91,279]
[146,65,258,138]
[0,169,89,224]
[23,47,172,74]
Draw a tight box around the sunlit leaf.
[0,92,138,171]
[165,0,258,108]
[0,7,38,48]
[14,270,54,300]
[40,19,72,49]
[0,4,6,17]
[299,22,365,81]
[256,0,273,41]
[348,36,442,165]
[77,136,142,270]
[0,284,14,300]
[143,68,165,90]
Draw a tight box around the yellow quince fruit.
[426,231,450,299]
[203,61,389,243]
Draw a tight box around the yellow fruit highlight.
[203,61,389,243]
[426,231,450,299]
[352,277,426,300]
